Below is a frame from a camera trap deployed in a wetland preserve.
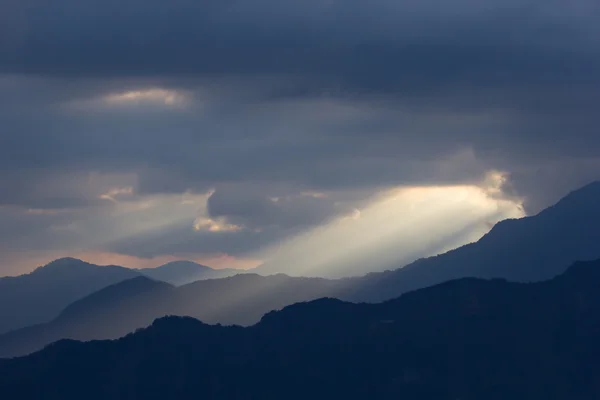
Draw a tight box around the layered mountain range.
[1,182,600,358]
[2,259,600,399]
[0,258,249,335]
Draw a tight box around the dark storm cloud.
[2,0,599,88]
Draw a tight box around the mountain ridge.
[0,258,140,334]
[0,257,251,334]
[3,259,600,399]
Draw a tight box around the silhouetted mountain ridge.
[3,259,600,399]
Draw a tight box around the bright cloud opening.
[193,217,243,233]
[103,88,188,107]
[63,87,192,111]
[99,187,134,202]
[255,173,525,278]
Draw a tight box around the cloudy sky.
[1,0,599,276]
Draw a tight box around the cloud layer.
[0,0,599,274]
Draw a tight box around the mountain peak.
[540,180,600,216]
[32,258,91,274]
[46,257,86,266]
[155,261,212,271]
[0,257,140,336]
[146,315,211,334]
[31,258,132,277]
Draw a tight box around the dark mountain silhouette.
[0,258,140,334]
[137,260,249,286]
[2,260,600,399]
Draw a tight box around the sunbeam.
[255,175,525,277]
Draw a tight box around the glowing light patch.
[25,209,65,216]
[83,191,215,249]
[301,191,328,198]
[62,88,191,112]
[255,174,526,278]
[103,88,188,106]
[193,217,243,233]
[482,169,511,196]
[99,187,134,202]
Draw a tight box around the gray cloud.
[0,0,600,272]
[3,1,599,81]
[207,184,358,230]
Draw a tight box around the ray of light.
[254,174,525,277]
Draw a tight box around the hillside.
[2,260,600,399]
[0,258,140,334]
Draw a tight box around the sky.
[1,0,599,276]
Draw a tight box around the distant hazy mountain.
[0,273,339,357]
[0,258,140,334]
[137,261,248,286]
[0,277,174,358]
[3,260,600,399]
[0,258,248,335]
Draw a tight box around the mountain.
[0,273,341,357]
[0,277,174,358]
[137,260,248,286]
[0,257,249,336]
[2,260,600,400]
[0,258,140,334]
